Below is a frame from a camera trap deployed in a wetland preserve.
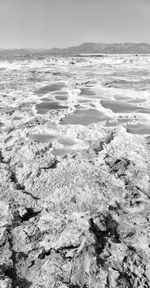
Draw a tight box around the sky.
[0,0,150,49]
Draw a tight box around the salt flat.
[0,55,150,287]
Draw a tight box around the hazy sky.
[0,0,150,48]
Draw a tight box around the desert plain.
[0,54,150,287]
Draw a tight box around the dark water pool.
[127,123,150,135]
[55,95,68,101]
[35,82,65,96]
[114,95,132,101]
[54,91,68,95]
[136,108,150,114]
[80,87,95,96]
[101,100,150,114]
[78,99,92,103]
[129,99,146,104]
[36,101,68,114]
[62,108,111,126]
[40,96,54,102]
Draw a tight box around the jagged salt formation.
[0,125,150,288]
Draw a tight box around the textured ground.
[0,55,150,288]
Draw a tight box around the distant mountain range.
[49,42,150,55]
[1,43,150,59]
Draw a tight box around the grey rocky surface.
[0,56,150,287]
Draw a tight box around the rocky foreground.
[0,56,150,288]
